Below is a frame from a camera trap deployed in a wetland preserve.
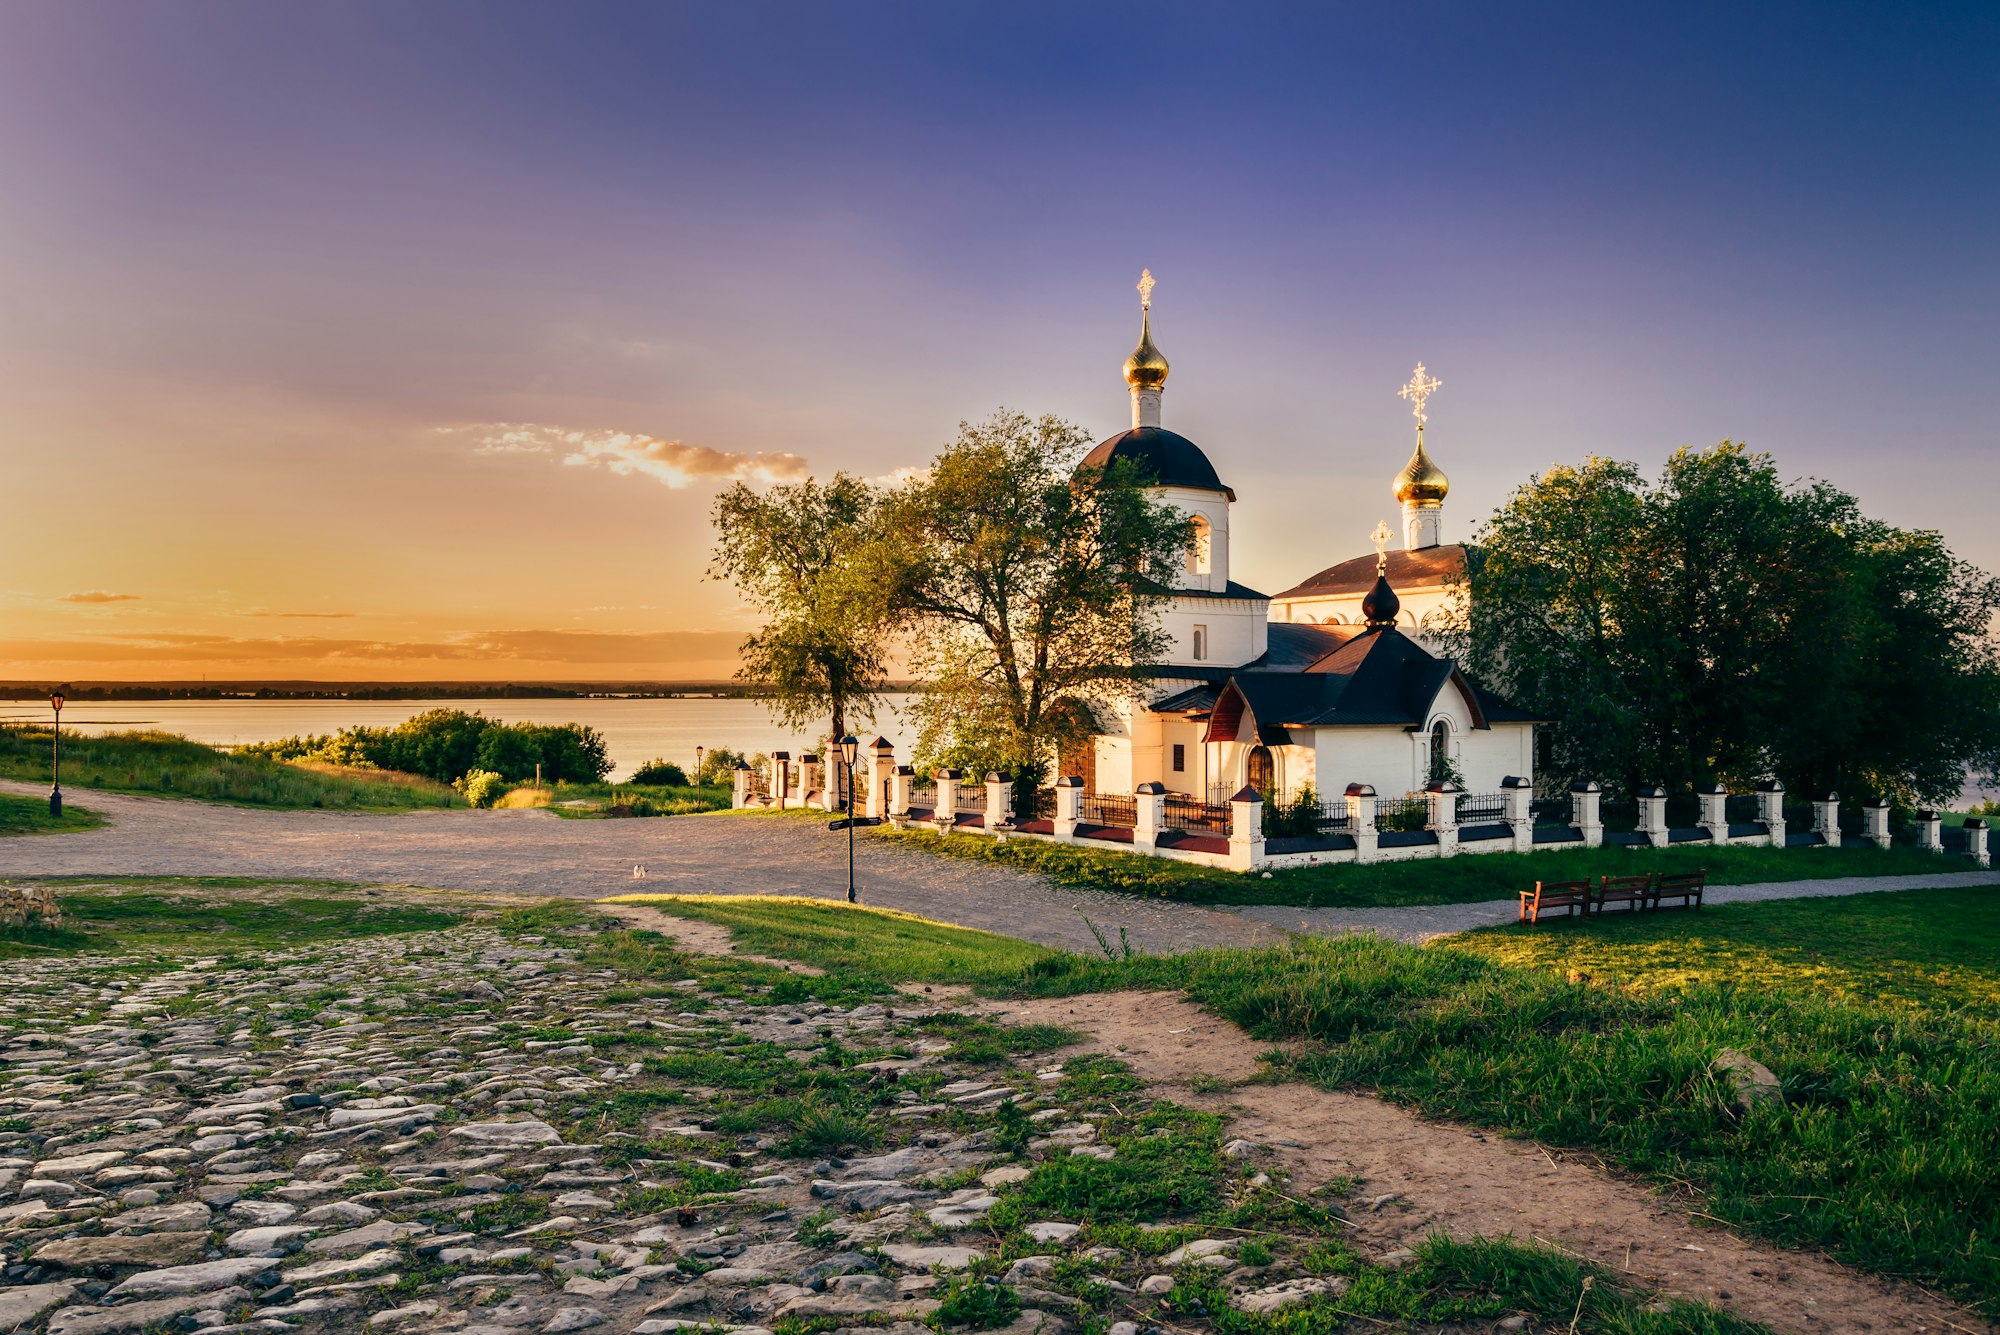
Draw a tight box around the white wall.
[1157,484,1232,593]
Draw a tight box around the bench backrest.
[1654,870,1707,892]
[1597,873,1654,894]
[1533,880,1592,902]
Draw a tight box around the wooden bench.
[1594,873,1653,914]
[1520,879,1592,923]
[1649,869,1707,910]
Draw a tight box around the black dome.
[1078,427,1233,499]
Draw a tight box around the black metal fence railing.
[1458,791,1509,825]
[1314,795,1354,834]
[1724,794,1762,824]
[1014,786,1052,820]
[955,784,989,813]
[907,783,937,812]
[1377,794,1429,833]
[1208,784,1238,806]
[1081,792,1138,827]
[1599,798,1640,833]
[1163,795,1231,835]
[1531,792,1572,826]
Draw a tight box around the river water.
[0,697,918,782]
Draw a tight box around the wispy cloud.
[0,628,747,667]
[448,422,809,488]
[61,591,139,604]
[242,611,357,619]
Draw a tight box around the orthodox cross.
[1398,362,1442,424]
[1137,268,1156,312]
[1371,520,1393,573]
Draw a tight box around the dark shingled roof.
[1149,623,1543,732]
[1079,427,1235,500]
[1276,543,1471,601]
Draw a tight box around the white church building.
[1075,273,1540,805]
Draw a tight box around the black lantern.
[839,734,860,903]
[694,745,705,787]
[48,689,66,817]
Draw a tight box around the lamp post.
[694,746,705,788]
[48,690,66,818]
[839,734,859,903]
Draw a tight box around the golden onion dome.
[1393,433,1449,503]
[1123,311,1170,390]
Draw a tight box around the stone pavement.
[5,783,1992,952]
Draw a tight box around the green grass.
[531,779,732,818]
[0,724,463,810]
[877,824,1969,907]
[0,791,104,836]
[620,890,2000,1314]
[0,882,463,959]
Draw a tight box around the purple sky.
[1,2,1994,679]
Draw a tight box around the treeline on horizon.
[0,682,917,702]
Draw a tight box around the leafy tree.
[709,474,892,746]
[1440,443,2000,804]
[628,758,688,786]
[693,747,746,786]
[877,410,1191,778]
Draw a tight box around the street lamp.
[695,746,705,788]
[48,689,66,818]
[839,734,860,903]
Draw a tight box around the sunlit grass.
[0,725,462,810]
[0,791,105,837]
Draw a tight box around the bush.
[694,747,746,786]
[240,711,611,785]
[629,759,688,786]
[454,768,508,808]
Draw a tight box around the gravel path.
[0,784,1282,956]
[6,783,1991,952]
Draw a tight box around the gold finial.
[1399,362,1443,426]
[1124,268,1169,391]
[1371,520,1393,573]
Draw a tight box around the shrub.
[454,768,508,808]
[629,759,688,786]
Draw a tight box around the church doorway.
[1247,745,1275,799]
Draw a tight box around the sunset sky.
[1,2,1994,682]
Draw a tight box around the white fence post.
[934,769,961,830]
[1756,779,1786,846]
[1502,776,1533,853]
[1813,792,1842,847]
[799,754,824,810]
[1346,783,1379,864]
[770,752,791,809]
[889,766,913,823]
[1572,780,1603,848]
[1228,785,1264,871]
[1052,775,1083,841]
[1637,786,1668,848]
[1916,808,1942,853]
[1426,781,1458,858]
[1134,782,1166,854]
[732,762,751,809]
[868,738,896,819]
[1968,818,1990,868]
[985,771,1013,830]
[1697,782,1729,845]
[1862,799,1891,849]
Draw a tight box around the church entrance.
[1058,737,1096,792]
[1247,745,1275,799]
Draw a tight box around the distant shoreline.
[0,680,919,702]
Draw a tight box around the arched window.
[1247,745,1275,798]
[1186,515,1212,577]
[1191,625,1208,661]
[1325,613,1345,625]
[1429,719,1451,782]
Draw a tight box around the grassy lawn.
[877,824,1971,907]
[621,888,2000,1315]
[0,791,105,836]
[500,778,732,818]
[0,725,462,810]
[0,878,462,960]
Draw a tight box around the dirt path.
[978,989,1989,1335]
[588,905,1989,1334]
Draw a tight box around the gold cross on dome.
[1371,519,1393,571]
[1399,362,1443,424]
[1137,268,1156,312]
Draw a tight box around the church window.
[1172,743,1185,772]
[1192,625,1207,661]
[1186,515,1212,577]
[1429,719,1451,782]
[1247,746,1275,798]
